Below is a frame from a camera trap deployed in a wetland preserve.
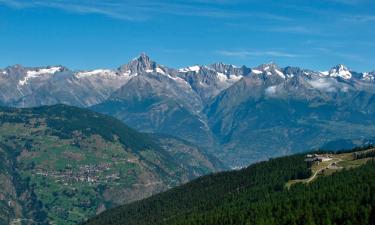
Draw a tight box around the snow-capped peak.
[328,64,352,80]
[26,66,62,76]
[178,65,201,73]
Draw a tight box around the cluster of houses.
[35,162,121,185]
[304,154,332,163]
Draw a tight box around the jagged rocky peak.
[207,62,248,76]
[118,53,158,75]
[209,62,233,72]
[283,66,303,76]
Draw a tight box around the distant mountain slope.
[2,54,375,167]
[205,64,375,166]
[0,104,221,225]
[85,147,375,225]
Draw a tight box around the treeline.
[355,149,375,159]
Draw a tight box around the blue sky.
[0,0,374,71]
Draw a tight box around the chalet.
[316,156,331,162]
[305,154,332,163]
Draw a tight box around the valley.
[0,105,221,224]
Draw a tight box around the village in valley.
[34,162,123,186]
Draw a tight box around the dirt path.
[306,158,342,183]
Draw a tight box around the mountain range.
[1,53,375,166]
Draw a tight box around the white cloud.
[265,85,277,96]
[0,0,290,21]
[216,50,300,58]
[307,78,336,92]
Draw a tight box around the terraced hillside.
[0,105,221,225]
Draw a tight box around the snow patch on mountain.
[251,69,262,74]
[275,69,285,79]
[75,69,116,78]
[156,67,165,75]
[216,72,243,83]
[217,72,227,82]
[179,65,200,73]
[26,67,62,76]
[229,74,242,81]
[19,67,62,86]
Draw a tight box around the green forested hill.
[0,104,220,225]
[85,148,375,225]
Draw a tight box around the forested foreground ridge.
[85,147,375,225]
[0,104,221,225]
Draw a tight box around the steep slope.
[85,147,375,225]
[0,104,220,224]
[92,55,217,150]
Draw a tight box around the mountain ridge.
[2,53,375,167]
